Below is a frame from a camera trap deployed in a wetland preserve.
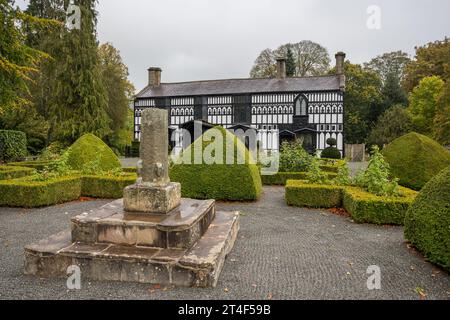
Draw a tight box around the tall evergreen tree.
[47,0,110,143]
[285,47,296,77]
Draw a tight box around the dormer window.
[294,95,308,116]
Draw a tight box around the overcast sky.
[17,0,450,91]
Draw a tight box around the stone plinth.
[123,182,181,214]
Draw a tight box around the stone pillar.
[123,108,181,214]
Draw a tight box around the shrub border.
[262,172,337,186]
[0,166,36,180]
[285,180,418,225]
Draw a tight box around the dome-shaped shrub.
[66,134,121,172]
[383,132,450,190]
[170,127,262,200]
[404,166,450,271]
[321,147,341,159]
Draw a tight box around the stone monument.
[123,109,181,213]
[24,109,240,287]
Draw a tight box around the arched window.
[294,95,308,116]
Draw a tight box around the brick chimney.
[148,67,162,87]
[335,52,346,90]
[276,57,286,79]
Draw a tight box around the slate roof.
[136,75,342,98]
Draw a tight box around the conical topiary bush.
[383,132,450,190]
[404,166,450,271]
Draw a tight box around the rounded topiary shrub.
[383,132,450,190]
[170,127,262,200]
[0,130,27,162]
[326,138,337,147]
[66,134,121,172]
[321,147,341,159]
[404,166,450,271]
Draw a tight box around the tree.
[364,51,410,84]
[403,38,450,92]
[0,0,57,115]
[47,0,110,144]
[408,76,444,136]
[367,105,413,148]
[341,62,383,143]
[433,79,450,145]
[285,46,296,77]
[98,42,135,153]
[250,41,330,78]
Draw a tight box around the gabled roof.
[136,75,342,98]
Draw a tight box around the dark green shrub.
[343,186,417,225]
[8,160,58,170]
[170,127,262,201]
[326,138,337,146]
[321,147,341,159]
[285,180,344,208]
[383,132,450,190]
[81,174,136,199]
[404,166,450,271]
[0,130,27,162]
[131,140,140,157]
[65,133,121,172]
[0,176,82,208]
[0,166,35,180]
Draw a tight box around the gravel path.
[0,187,448,300]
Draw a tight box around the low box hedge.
[81,174,137,199]
[122,167,137,173]
[286,180,418,225]
[8,160,57,171]
[0,173,137,208]
[343,187,418,225]
[319,159,345,173]
[0,176,82,208]
[262,172,337,186]
[285,180,344,208]
[0,166,35,180]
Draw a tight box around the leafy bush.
[318,158,345,173]
[81,173,136,199]
[0,166,35,180]
[0,130,27,162]
[306,157,329,184]
[286,180,344,208]
[383,132,450,190]
[321,147,341,159]
[343,186,417,225]
[39,141,67,160]
[170,127,262,201]
[279,140,313,172]
[65,133,121,172]
[354,146,399,196]
[404,166,450,271]
[7,160,57,170]
[334,162,352,186]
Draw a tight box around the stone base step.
[71,198,215,249]
[24,211,239,287]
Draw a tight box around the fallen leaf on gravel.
[150,284,161,290]
[224,288,229,293]
[346,272,351,276]
[252,284,257,288]
[410,266,415,271]
[415,287,426,300]
[267,293,273,300]
[328,207,350,217]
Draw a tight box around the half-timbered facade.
[134,52,346,156]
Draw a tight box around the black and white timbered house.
[134,52,346,156]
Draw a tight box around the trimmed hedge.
[262,171,337,186]
[0,176,82,207]
[81,174,137,199]
[66,134,121,172]
[0,166,35,180]
[319,159,345,173]
[383,132,450,190]
[0,173,137,208]
[0,130,27,162]
[8,160,57,170]
[321,147,341,159]
[343,186,417,225]
[123,167,137,173]
[286,180,344,208]
[170,126,262,201]
[285,180,418,225]
[404,166,450,271]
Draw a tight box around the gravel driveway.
[0,186,448,300]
